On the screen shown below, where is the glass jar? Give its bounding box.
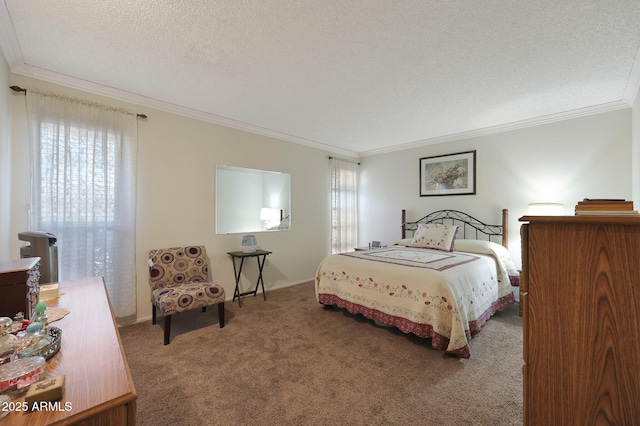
[0,356,46,394]
[0,318,18,366]
[16,322,51,359]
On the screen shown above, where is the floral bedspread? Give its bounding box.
[315,245,516,358]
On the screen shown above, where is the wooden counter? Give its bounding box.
[4,276,137,425]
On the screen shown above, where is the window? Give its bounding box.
[330,158,358,254]
[26,91,138,322]
[38,123,117,223]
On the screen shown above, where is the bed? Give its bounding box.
[315,209,518,358]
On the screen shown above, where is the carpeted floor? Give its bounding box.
[120,281,523,426]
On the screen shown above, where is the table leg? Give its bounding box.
[255,254,268,301]
[231,256,246,307]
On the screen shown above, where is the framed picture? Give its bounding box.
[419,150,476,196]
[371,241,381,248]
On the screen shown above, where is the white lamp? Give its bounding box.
[260,207,280,229]
[528,203,564,216]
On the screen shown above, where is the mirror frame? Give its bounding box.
[215,165,291,234]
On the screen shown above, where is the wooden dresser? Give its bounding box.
[5,276,137,425]
[0,258,41,320]
[520,216,640,425]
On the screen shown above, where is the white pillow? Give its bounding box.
[409,223,459,252]
[454,239,520,282]
[394,238,413,246]
[453,239,500,254]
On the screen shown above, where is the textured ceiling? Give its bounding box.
[2,1,640,156]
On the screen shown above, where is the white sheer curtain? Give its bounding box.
[330,157,358,254]
[26,91,138,322]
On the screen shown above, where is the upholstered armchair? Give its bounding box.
[148,245,225,344]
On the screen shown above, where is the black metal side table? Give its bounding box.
[227,249,272,307]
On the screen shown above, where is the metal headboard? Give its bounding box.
[401,209,509,248]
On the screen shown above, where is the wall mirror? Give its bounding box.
[215,165,291,234]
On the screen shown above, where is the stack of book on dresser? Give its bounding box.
[575,199,639,216]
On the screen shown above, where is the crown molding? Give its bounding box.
[359,99,631,157]
[7,62,632,161]
[0,4,23,69]
[9,63,360,158]
[623,46,640,106]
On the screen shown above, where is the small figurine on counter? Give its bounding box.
[16,322,51,359]
[0,317,18,365]
[12,312,30,333]
[32,301,49,332]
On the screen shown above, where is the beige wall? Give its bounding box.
[632,85,640,204]
[0,49,11,260]
[8,74,334,322]
[359,109,632,269]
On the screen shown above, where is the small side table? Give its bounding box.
[227,249,272,307]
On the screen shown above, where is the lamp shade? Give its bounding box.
[528,203,564,215]
[260,208,279,221]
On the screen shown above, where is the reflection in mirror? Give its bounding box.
[216,165,291,234]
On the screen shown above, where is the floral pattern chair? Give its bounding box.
[148,245,225,344]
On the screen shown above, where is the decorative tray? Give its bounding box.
[16,327,62,361]
[39,327,62,360]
